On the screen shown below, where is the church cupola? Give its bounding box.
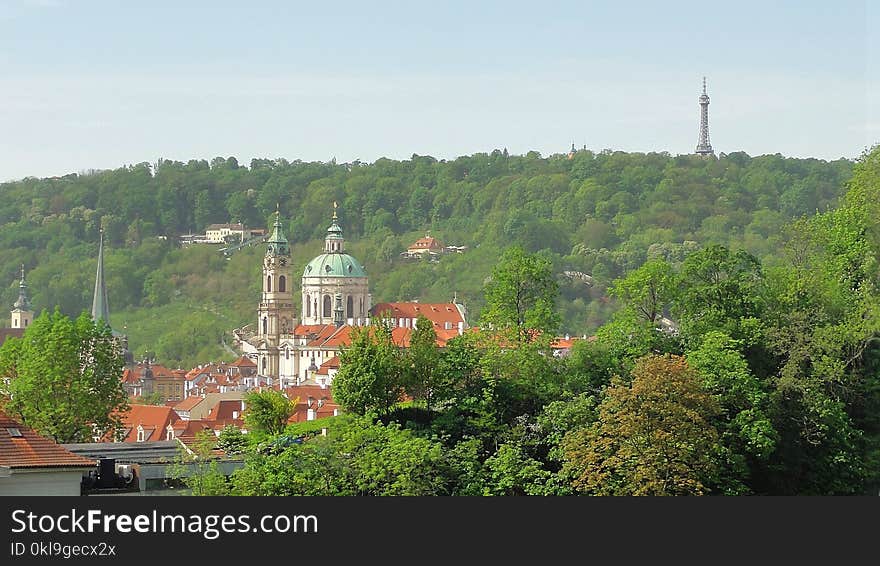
[266,205,290,258]
[300,203,371,326]
[324,202,345,253]
[11,265,33,329]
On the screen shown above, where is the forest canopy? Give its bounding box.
[0,148,854,368]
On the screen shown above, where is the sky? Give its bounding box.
[0,0,876,181]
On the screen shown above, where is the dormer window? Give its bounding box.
[136,424,145,443]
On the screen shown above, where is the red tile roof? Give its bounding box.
[407,236,443,251]
[0,410,96,469]
[206,400,245,424]
[229,356,257,368]
[316,356,340,375]
[173,396,206,413]
[116,405,181,443]
[371,302,465,330]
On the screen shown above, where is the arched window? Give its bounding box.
[346,296,353,319]
[306,295,311,318]
[262,358,267,372]
[279,275,286,293]
[323,295,332,318]
[267,275,272,292]
[360,298,364,317]
[262,317,268,335]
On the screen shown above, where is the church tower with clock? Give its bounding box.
[254,208,297,381]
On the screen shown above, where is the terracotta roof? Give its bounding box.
[206,400,245,423]
[316,356,340,375]
[229,356,257,368]
[0,410,96,469]
[116,405,181,443]
[173,396,206,413]
[370,302,465,329]
[408,236,443,250]
[121,367,141,385]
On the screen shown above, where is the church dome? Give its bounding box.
[303,253,367,278]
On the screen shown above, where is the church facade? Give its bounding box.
[236,205,468,387]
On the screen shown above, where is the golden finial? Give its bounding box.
[332,201,338,220]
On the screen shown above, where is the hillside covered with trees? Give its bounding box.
[180,145,880,495]
[0,148,854,368]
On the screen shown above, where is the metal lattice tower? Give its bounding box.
[695,77,714,156]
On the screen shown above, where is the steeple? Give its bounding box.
[92,229,111,325]
[11,264,33,330]
[324,201,345,253]
[695,76,714,156]
[265,204,290,257]
[13,265,31,311]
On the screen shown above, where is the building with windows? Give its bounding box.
[235,204,468,386]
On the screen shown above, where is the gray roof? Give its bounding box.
[63,441,182,464]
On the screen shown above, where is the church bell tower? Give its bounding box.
[256,207,297,382]
[10,265,33,329]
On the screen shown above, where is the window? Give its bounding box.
[306,295,311,318]
[6,427,22,437]
[263,317,268,335]
[346,296,353,319]
[267,275,272,292]
[279,275,286,292]
[323,295,332,318]
[136,425,145,443]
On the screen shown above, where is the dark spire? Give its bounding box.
[92,230,111,325]
[13,264,31,311]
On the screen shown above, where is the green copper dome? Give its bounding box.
[303,253,367,278]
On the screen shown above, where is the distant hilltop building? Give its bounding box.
[695,77,714,156]
[405,234,444,257]
[205,223,265,244]
[401,234,468,261]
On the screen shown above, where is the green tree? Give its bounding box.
[243,389,294,438]
[332,324,403,415]
[609,258,675,324]
[0,309,127,443]
[403,314,441,410]
[217,424,248,455]
[481,246,560,344]
[169,430,230,496]
[232,415,447,495]
[563,354,722,495]
[686,332,777,493]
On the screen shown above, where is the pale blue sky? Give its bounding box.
[0,0,876,181]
